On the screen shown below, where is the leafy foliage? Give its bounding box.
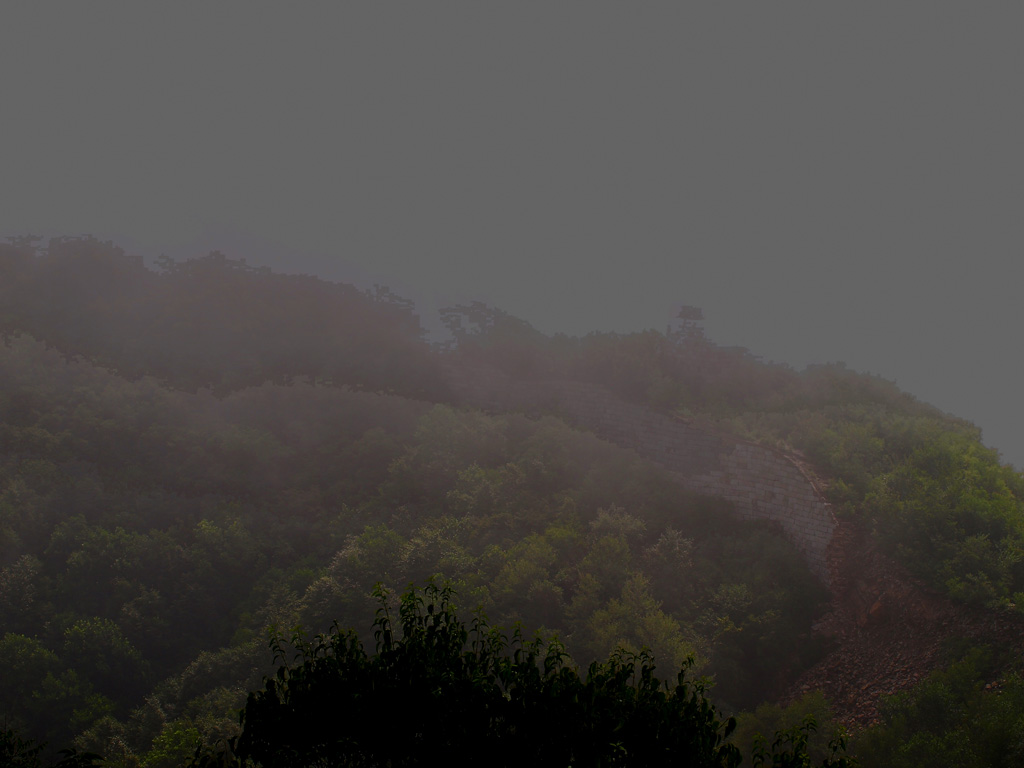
[750,717,853,768]
[4,236,1020,763]
[732,692,850,768]
[853,646,1024,768]
[0,727,102,768]
[199,583,846,767]
[0,335,826,758]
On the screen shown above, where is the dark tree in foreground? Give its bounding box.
[0,729,102,768]
[197,583,852,767]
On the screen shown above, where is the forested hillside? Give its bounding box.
[3,237,1024,766]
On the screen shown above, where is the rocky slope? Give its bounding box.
[783,521,1024,729]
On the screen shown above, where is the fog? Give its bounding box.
[3,4,1022,466]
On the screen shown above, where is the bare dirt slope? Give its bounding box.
[783,521,1024,730]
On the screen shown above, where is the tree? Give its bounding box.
[0,727,103,768]
[197,583,849,767]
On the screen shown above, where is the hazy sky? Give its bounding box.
[3,5,1022,467]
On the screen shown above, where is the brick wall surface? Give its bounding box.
[446,365,837,584]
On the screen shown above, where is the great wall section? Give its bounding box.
[446,364,838,584]
[444,362,1024,728]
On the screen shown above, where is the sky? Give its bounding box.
[3,5,1022,467]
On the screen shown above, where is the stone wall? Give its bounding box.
[446,365,837,584]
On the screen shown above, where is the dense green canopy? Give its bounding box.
[2,236,1023,765]
[198,583,852,768]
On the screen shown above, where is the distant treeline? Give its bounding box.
[0,236,448,398]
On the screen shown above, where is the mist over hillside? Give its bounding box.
[4,4,1024,764]
[2,238,1024,765]
[3,4,1024,469]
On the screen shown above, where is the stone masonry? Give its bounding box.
[446,364,837,585]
